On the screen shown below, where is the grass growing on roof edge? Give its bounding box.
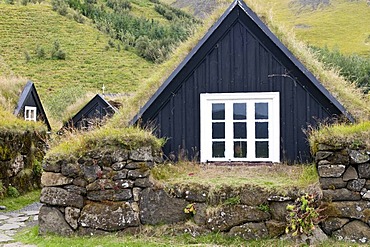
[46,126,165,159]
[0,107,47,133]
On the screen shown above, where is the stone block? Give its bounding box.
[73,178,87,187]
[134,177,151,188]
[40,187,84,208]
[113,189,132,201]
[83,165,101,183]
[65,207,80,230]
[319,177,347,189]
[112,169,128,180]
[320,217,349,235]
[315,151,333,161]
[350,150,370,164]
[64,185,87,196]
[115,179,134,189]
[140,188,189,225]
[112,162,126,171]
[61,163,82,178]
[86,179,114,191]
[133,187,141,202]
[347,179,366,192]
[39,206,73,236]
[79,202,139,231]
[333,220,370,244]
[240,185,269,206]
[42,160,62,173]
[342,166,358,181]
[318,164,346,178]
[87,190,114,201]
[41,172,73,187]
[265,220,286,238]
[127,169,150,179]
[206,205,270,232]
[322,188,361,201]
[269,201,291,221]
[229,222,268,240]
[358,163,370,179]
[323,201,370,223]
[129,147,153,161]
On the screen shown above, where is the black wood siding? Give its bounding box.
[140,6,343,163]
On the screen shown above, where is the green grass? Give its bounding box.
[46,125,164,159]
[256,0,370,57]
[0,3,156,127]
[15,225,368,247]
[0,189,40,212]
[151,162,319,191]
[308,121,370,154]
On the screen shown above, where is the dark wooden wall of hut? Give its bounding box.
[140,6,343,163]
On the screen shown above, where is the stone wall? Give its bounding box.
[0,131,47,198]
[39,145,313,241]
[316,144,370,243]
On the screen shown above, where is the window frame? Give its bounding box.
[24,106,37,122]
[200,92,280,163]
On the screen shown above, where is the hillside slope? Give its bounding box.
[165,0,370,57]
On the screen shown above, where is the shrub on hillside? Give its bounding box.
[35,45,46,59]
[311,46,370,93]
[51,40,66,60]
[51,0,69,16]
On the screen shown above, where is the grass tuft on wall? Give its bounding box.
[46,126,165,159]
[308,121,370,155]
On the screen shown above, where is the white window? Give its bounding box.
[200,92,280,162]
[24,106,37,122]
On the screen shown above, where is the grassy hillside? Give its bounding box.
[0,3,154,121]
[165,0,370,57]
[263,0,370,57]
[0,0,198,127]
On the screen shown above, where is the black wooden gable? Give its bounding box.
[14,81,51,131]
[131,0,352,163]
[64,94,117,130]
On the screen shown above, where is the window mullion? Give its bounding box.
[225,102,233,160]
[247,101,255,159]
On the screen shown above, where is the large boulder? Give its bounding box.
[206,205,270,232]
[79,201,139,231]
[140,188,189,225]
[39,206,73,236]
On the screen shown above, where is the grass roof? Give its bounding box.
[0,76,26,113]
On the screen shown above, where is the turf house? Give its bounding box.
[131,0,353,164]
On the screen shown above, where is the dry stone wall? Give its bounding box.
[316,144,370,244]
[39,145,313,241]
[0,131,47,198]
